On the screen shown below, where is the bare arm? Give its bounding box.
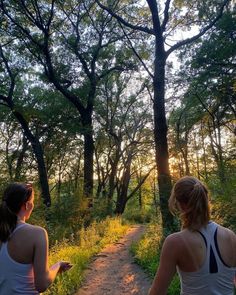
[33,227,72,292]
[148,235,178,295]
[233,233,236,287]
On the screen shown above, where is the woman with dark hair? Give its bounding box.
[0,183,72,294]
[149,176,236,295]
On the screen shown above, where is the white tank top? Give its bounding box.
[177,222,236,295]
[0,223,39,295]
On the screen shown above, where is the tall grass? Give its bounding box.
[131,222,180,295]
[44,217,128,295]
[27,188,129,294]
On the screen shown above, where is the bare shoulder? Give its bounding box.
[217,224,236,242]
[163,232,183,248]
[160,232,183,264]
[25,224,46,232]
[216,223,236,266]
[24,224,48,241]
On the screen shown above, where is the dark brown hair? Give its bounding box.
[169,176,210,230]
[0,183,33,242]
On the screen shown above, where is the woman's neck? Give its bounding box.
[17,214,26,223]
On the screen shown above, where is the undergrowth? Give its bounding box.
[131,222,181,295]
[44,217,128,295]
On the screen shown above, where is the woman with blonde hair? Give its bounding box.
[0,183,72,294]
[149,176,236,295]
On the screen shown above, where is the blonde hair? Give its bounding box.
[169,176,210,230]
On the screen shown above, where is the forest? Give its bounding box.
[0,0,235,294]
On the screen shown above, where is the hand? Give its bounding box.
[58,261,73,273]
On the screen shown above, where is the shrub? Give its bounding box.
[44,217,128,295]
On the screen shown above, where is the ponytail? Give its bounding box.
[0,202,17,242]
[0,183,33,242]
[169,176,210,230]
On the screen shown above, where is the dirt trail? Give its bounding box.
[75,225,152,295]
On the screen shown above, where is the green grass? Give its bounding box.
[131,222,236,295]
[131,223,180,295]
[44,217,128,295]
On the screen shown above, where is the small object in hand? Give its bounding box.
[59,261,73,273]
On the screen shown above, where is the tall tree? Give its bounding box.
[176,9,236,183]
[0,44,52,205]
[0,122,29,181]
[0,0,131,203]
[95,71,154,213]
[96,0,230,231]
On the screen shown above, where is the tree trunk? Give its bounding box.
[114,153,132,214]
[138,186,143,210]
[114,197,127,215]
[153,179,159,216]
[208,120,225,184]
[57,162,62,199]
[107,149,120,199]
[181,149,190,175]
[13,111,51,206]
[178,156,184,178]
[32,141,51,206]
[153,51,175,232]
[74,155,82,190]
[176,113,190,175]
[5,137,13,181]
[216,122,225,183]
[200,121,208,181]
[193,133,200,179]
[14,135,28,181]
[81,111,94,205]
[136,171,143,210]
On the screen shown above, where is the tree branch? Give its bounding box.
[118,22,154,79]
[127,165,155,201]
[0,1,43,49]
[98,65,126,80]
[96,0,154,34]
[161,0,172,32]
[0,45,16,101]
[46,0,55,29]
[166,0,230,56]
[195,92,215,121]
[146,0,162,36]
